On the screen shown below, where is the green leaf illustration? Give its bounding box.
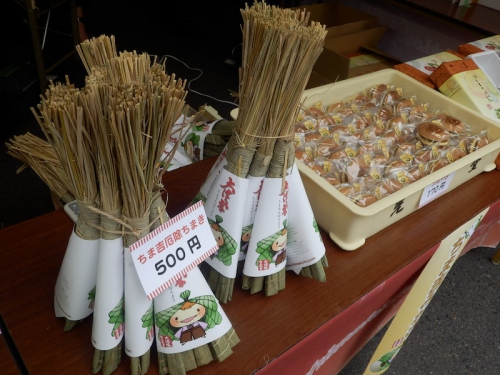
[108,296,124,336]
[88,286,96,309]
[209,217,237,266]
[141,302,154,339]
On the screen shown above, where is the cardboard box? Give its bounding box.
[297,69,500,250]
[294,2,379,39]
[430,59,500,123]
[394,50,464,89]
[306,26,398,88]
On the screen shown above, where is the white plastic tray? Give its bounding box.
[298,69,500,250]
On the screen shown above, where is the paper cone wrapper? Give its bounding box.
[243,176,289,277]
[203,168,249,278]
[179,120,222,163]
[238,175,264,261]
[54,229,99,320]
[154,266,232,354]
[124,247,154,357]
[192,146,229,204]
[91,237,125,350]
[286,163,326,274]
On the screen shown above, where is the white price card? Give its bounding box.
[130,201,218,300]
[419,173,455,208]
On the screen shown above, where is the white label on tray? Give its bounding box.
[130,201,218,300]
[419,173,455,208]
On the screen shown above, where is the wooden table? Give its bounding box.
[1,157,499,374]
[0,331,20,375]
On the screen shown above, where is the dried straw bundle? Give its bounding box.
[207,1,327,300]
[31,77,100,330]
[6,132,75,204]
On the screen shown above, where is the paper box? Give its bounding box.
[294,2,379,39]
[394,50,464,89]
[430,59,500,123]
[457,35,500,56]
[467,50,500,89]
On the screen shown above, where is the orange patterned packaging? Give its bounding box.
[394,50,464,89]
[457,35,500,56]
[430,59,500,123]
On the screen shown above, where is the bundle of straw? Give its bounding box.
[6,132,75,204]
[76,35,239,374]
[31,77,100,330]
[204,1,328,301]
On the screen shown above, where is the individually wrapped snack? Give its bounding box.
[408,102,432,122]
[295,117,318,133]
[325,101,346,114]
[383,127,405,145]
[345,113,373,134]
[316,134,343,157]
[329,141,359,161]
[295,143,316,164]
[305,102,325,117]
[373,105,394,123]
[381,87,403,105]
[316,115,337,127]
[464,130,489,153]
[394,142,417,160]
[429,156,451,173]
[430,113,469,135]
[336,182,357,197]
[355,149,375,172]
[341,157,364,182]
[349,93,376,113]
[368,83,390,105]
[392,97,415,116]
[303,130,323,143]
[373,178,396,199]
[445,145,467,163]
[413,145,438,165]
[387,113,408,129]
[348,191,378,207]
[416,121,451,146]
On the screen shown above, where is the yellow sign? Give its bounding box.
[363,208,488,374]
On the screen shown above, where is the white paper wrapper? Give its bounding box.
[238,175,264,261]
[203,168,249,278]
[179,120,222,163]
[91,237,125,350]
[192,145,229,205]
[124,248,154,357]
[243,176,289,277]
[54,229,99,320]
[154,267,231,354]
[285,163,326,274]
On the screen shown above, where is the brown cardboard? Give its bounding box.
[323,26,388,54]
[306,26,396,87]
[294,2,379,38]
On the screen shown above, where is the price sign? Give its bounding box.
[130,201,218,300]
[419,172,455,208]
